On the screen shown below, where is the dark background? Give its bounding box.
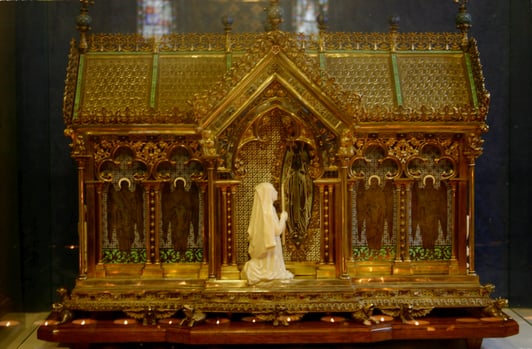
[0,0,530,312]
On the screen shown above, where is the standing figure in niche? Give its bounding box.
[282,144,313,245]
[241,182,294,285]
[356,178,394,250]
[108,178,144,251]
[172,179,190,253]
[411,178,448,249]
[162,178,199,254]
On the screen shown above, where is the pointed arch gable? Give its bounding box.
[216,81,340,176]
[191,31,361,136]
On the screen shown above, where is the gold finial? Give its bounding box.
[265,0,283,32]
[453,0,472,48]
[76,0,94,52]
[388,15,400,52]
[221,15,233,53]
[317,12,328,32]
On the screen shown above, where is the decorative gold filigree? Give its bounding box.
[467,38,491,113]
[124,307,177,326]
[321,32,462,51]
[180,305,206,327]
[379,304,434,323]
[75,107,194,125]
[199,129,217,157]
[464,132,485,158]
[480,298,510,320]
[254,309,306,327]
[64,128,86,157]
[356,104,487,123]
[63,39,80,126]
[349,134,461,180]
[351,303,375,325]
[61,280,499,327]
[92,136,203,181]
[88,33,154,53]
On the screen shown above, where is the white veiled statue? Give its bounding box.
[241,182,294,285]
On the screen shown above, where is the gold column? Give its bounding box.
[467,157,476,275]
[94,182,105,277]
[393,181,412,275]
[220,185,229,266]
[449,181,459,274]
[75,157,89,280]
[338,158,350,279]
[206,159,218,279]
[319,184,328,264]
[219,181,240,279]
[143,182,163,277]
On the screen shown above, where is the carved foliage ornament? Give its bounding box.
[349,134,460,182]
[92,136,204,182]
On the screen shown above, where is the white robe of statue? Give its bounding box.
[241,182,294,285]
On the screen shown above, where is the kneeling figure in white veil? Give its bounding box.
[241,182,294,285]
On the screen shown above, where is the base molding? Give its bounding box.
[39,277,518,349]
[37,310,518,349]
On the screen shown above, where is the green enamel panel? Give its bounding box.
[150,54,158,108]
[72,54,85,121]
[464,53,479,108]
[391,54,403,106]
[226,52,232,71]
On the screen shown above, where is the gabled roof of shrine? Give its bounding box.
[63,28,489,130]
[190,30,360,136]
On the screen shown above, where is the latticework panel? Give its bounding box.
[157,55,226,111]
[397,54,471,109]
[326,54,395,108]
[80,55,153,111]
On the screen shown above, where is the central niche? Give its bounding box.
[233,109,323,265]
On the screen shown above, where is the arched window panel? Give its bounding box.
[137,0,329,36]
[293,0,329,34]
[137,0,176,37]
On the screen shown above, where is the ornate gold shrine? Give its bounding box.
[49,0,511,333]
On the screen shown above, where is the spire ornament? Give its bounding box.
[453,0,472,48]
[76,0,94,52]
[317,12,328,32]
[221,15,234,53]
[388,15,400,52]
[265,0,284,32]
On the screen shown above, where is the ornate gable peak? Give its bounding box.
[191,30,362,130]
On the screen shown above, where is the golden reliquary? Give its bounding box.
[45,0,513,335]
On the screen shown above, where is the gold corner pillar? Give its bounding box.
[205,157,218,280]
[75,155,89,279]
[337,154,352,279]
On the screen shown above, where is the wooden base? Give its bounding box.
[37,313,518,349]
